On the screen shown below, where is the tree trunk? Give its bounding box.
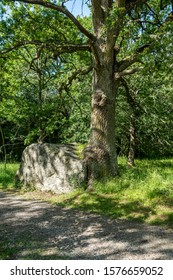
[38,69,44,143]
[127,114,136,167]
[83,63,119,185]
[121,78,140,167]
[37,49,44,143]
[0,124,7,170]
[82,0,121,186]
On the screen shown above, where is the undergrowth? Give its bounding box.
[0,163,19,190]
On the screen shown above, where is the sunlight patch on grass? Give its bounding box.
[0,163,19,190]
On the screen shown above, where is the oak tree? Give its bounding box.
[2,0,172,184]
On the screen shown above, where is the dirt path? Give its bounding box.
[0,191,173,259]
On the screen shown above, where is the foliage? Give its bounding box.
[0,163,19,189]
[116,28,173,158]
[0,3,92,160]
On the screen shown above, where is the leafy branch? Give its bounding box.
[58,65,93,115]
[9,0,95,41]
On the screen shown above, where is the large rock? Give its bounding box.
[16,143,84,194]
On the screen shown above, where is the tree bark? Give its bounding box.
[82,0,121,185]
[0,124,7,170]
[83,66,119,185]
[121,78,142,167]
[128,114,136,167]
[83,65,119,184]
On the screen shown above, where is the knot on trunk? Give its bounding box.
[93,91,108,107]
[82,145,111,187]
[82,145,109,162]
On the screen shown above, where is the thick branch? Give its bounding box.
[120,77,143,115]
[9,0,95,41]
[118,54,140,72]
[106,1,150,56]
[50,43,91,55]
[1,40,91,56]
[58,65,93,114]
[115,67,144,79]
[91,0,113,30]
[118,44,151,72]
[58,65,93,93]
[125,0,149,11]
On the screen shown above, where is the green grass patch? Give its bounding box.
[0,163,19,190]
[0,234,70,260]
[75,143,86,159]
[0,239,18,260]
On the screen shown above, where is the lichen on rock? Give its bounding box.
[16,143,84,194]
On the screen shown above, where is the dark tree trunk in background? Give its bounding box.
[128,115,136,167]
[0,124,7,169]
[121,78,142,167]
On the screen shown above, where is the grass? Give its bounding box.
[0,158,173,227]
[0,163,19,190]
[0,236,70,260]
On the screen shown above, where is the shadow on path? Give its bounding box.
[0,191,173,260]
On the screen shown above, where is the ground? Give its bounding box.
[0,191,173,260]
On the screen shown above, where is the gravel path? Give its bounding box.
[0,191,173,260]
